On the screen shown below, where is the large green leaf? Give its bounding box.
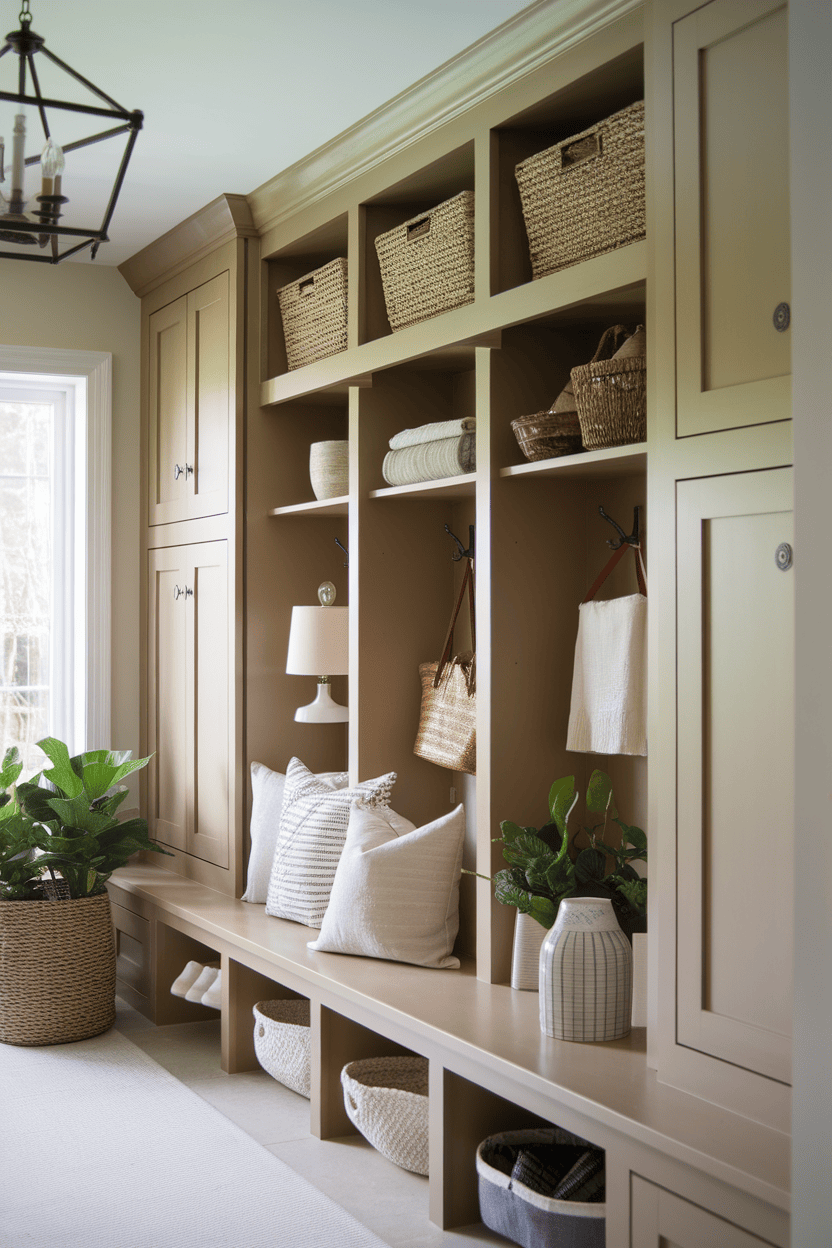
[45,795,115,837]
[615,818,647,857]
[15,780,60,822]
[548,775,577,836]
[493,870,558,928]
[574,846,606,884]
[0,746,22,792]
[586,769,617,818]
[81,756,151,800]
[36,738,84,798]
[502,831,554,871]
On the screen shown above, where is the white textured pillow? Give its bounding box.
[307,801,465,968]
[265,757,396,928]
[241,762,348,904]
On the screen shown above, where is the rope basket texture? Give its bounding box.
[277,257,348,371]
[570,355,646,450]
[511,410,583,461]
[252,999,311,1098]
[375,191,475,332]
[0,894,116,1047]
[341,1055,429,1175]
[309,440,349,500]
[515,100,645,280]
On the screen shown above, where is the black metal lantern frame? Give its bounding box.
[0,1,143,263]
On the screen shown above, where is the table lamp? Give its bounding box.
[286,581,349,722]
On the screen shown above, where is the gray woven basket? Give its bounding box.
[570,355,646,450]
[374,191,475,332]
[253,999,311,1098]
[0,894,116,1046]
[277,257,348,370]
[341,1055,429,1175]
[511,410,583,461]
[515,100,645,279]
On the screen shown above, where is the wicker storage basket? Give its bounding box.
[0,894,116,1046]
[277,258,348,371]
[511,410,583,461]
[571,354,646,450]
[252,999,311,1098]
[477,1129,606,1248]
[309,440,349,500]
[515,100,645,280]
[374,191,475,332]
[341,1055,429,1175]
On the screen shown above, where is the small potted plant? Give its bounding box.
[0,736,171,1046]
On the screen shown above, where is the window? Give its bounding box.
[0,349,111,779]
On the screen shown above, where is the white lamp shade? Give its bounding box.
[286,605,349,675]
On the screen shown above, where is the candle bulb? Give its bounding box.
[0,138,5,184]
[41,138,65,199]
[11,113,26,200]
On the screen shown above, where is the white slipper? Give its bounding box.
[184,964,220,1003]
[170,960,206,998]
[200,969,222,1010]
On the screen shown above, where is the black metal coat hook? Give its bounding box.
[599,505,642,549]
[335,537,349,567]
[445,523,475,561]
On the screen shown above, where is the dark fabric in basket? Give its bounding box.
[478,1177,605,1248]
[510,1144,589,1196]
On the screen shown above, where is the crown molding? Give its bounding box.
[247,0,643,240]
[119,193,257,297]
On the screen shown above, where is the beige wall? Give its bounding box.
[0,258,141,766]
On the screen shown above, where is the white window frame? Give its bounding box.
[0,346,111,752]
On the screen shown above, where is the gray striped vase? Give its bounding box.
[539,898,632,1042]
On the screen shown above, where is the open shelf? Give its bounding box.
[501,444,647,480]
[370,474,476,501]
[269,497,349,517]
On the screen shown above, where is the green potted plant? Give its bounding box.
[0,736,171,1046]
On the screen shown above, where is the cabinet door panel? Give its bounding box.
[676,469,793,1083]
[186,272,230,520]
[148,297,188,525]
[674,0,790,436]
[186,545,230,868]
[631,1176,780,1247]
[147,549,188,850]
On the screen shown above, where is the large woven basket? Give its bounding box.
[511,410,583,461]
[515,100,645,280]
[341,1055,429,1175]
[375,191,475,332]
[570,355,646,450]
[0,894,116,1046]
[253,999,311,1098]
[277,257,348,371]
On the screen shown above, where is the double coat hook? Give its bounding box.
[599,506,642,549]
[445,524,475,561]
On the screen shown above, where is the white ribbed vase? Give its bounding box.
[539,898,632,1042]
[510,911,548,990]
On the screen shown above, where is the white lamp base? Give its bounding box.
[294,679,348,723]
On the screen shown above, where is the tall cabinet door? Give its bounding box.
[631,1176,781,1248]
[674,0,791,436]
[676,468,793,1085]
[147,541,230,869]
[147,296,188,527]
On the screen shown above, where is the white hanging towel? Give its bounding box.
[566,592,647,756]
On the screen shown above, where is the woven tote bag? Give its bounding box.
[413,558,476,775]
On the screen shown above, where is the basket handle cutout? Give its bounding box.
[299,277,315,296]
[347,1093,358,1111]
[407,217,431,242]
[561,132,600,170]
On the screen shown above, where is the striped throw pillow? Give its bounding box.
[265,757,396,928]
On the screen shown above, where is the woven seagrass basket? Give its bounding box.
[309,440,349,500]
[515,100,645,280]
[253,999,311,1098]
[277,257,348,371]
[375,191,475,332]
[341,1055,429,1175]
[511,410,583,461]
[0,893,116,1046]
[570,355,646,450]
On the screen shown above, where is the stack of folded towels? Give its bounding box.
[382,417,475,487]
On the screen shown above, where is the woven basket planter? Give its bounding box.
[511,410,583,461]
[0,894,116,1047]
[253,999,311,1098]
[570,355,646,450]
[309,440,349,500]
[477,1128,606,1248]
[375,191,475,332]
[277,258,348,371]
[515,100,645,280]
[341,1055,429,1175]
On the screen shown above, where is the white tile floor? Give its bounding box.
[114,997,506,1248]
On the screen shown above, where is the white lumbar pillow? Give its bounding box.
[266,757,396,928]
[307,800,465,969]
[241,761,348,904]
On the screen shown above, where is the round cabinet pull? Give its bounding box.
[185,586,194,598]
[173,463,184,480]
[773,302,790,332]
[775,542,793,571]
[185,463,194,477]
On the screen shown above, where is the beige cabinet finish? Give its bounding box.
[631,1176,780,1247]
[147,541,230,870]
[148,272,230,525]
[674,0,791,437]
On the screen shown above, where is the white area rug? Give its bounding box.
[1,1026,390,1248]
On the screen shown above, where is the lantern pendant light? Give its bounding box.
[0,0,143,262]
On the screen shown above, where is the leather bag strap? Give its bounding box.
[435,558,475,685]
[582,544,647,604]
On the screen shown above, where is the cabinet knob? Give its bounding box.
[174,463,184,480]
[185,463,194,477]
[773,302,790,332]
[775,542,793,571]
[173,584,184,600]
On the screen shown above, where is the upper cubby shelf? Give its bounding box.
[500,443,647,480]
